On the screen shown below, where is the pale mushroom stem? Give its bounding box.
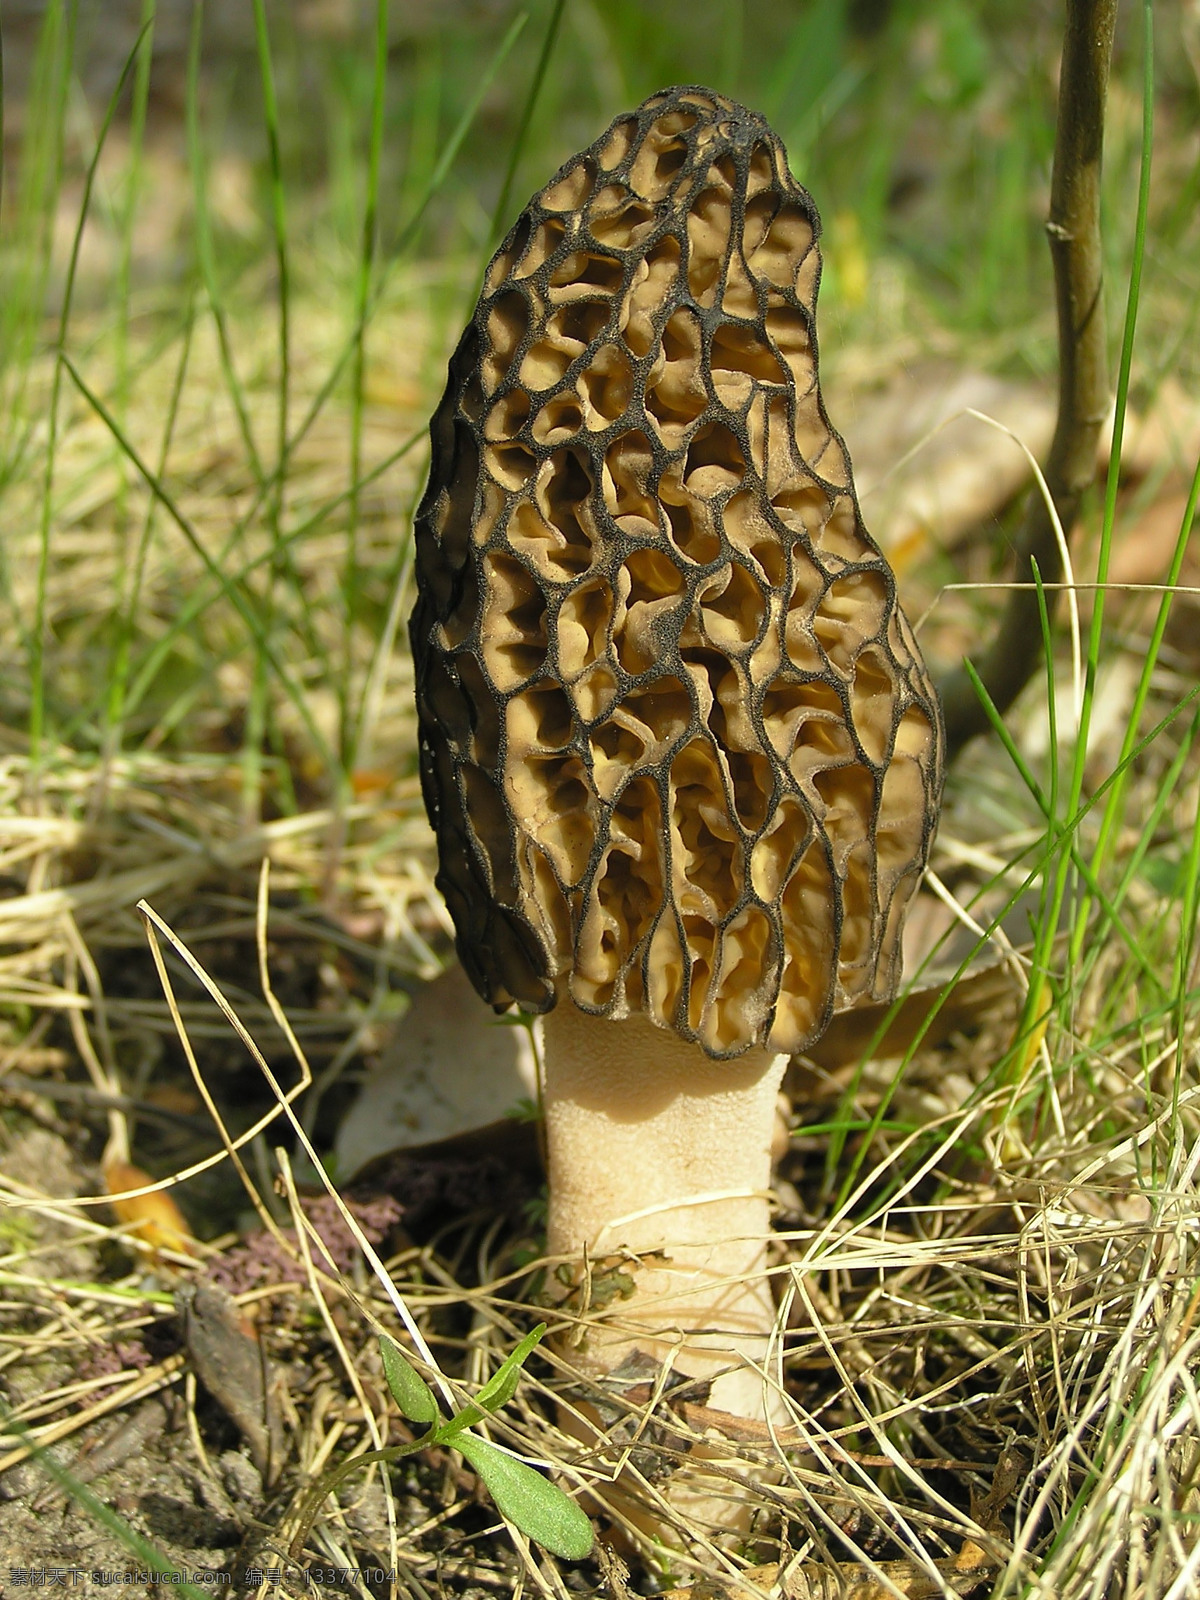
[542,1001,789,1422]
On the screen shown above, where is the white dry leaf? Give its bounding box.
[833,362,1056,570]
[334,963,539,1179]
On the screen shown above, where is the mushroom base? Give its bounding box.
[542,1002,788,1423]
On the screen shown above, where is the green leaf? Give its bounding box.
[379,1336,440,1425]
[441,1323,546,1439]
[454,1432,593,1561]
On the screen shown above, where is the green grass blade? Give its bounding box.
[407,10,530,252]
[112,0,157,439]
[1086,450,1200,894]
[1066,0,1155,961]
[117,426,425,736]
[275,8,530,478]
[101,296,197,768]
[1016,555,1064,1094]
[30,15,149,772]
[957,655,1173,995]
[185,0,263,488]
[1171,759,1200,1118]
[0,0,76,467]
[489,0,567,247]
[829,660,1200,1205]
[0,1398,211,1600]
[245,0,293,821]
[61,354,333,771]
[251,0,291,487]
[342,0,391,774]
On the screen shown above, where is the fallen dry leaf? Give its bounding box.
[1107,492,1196,588]
[334,963,539,1179]
[177,1281,288,1487]
[834,363,1055,570]
[105,1159,196,1261]
[1098,375,1200,485]
[799,959,1020,1073]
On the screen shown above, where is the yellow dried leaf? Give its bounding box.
[105,1160,195,1260]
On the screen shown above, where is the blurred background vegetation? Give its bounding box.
[5,0,1197,345]
[0,0,1195,873]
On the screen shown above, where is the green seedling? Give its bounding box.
[288,1323,593,1564]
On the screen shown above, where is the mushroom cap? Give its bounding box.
[410,86,944,1059]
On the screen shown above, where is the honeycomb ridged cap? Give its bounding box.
[410,86,944,1059]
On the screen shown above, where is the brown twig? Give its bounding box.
[938,0,1117,755]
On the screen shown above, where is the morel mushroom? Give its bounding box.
[410,87,943,1420]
